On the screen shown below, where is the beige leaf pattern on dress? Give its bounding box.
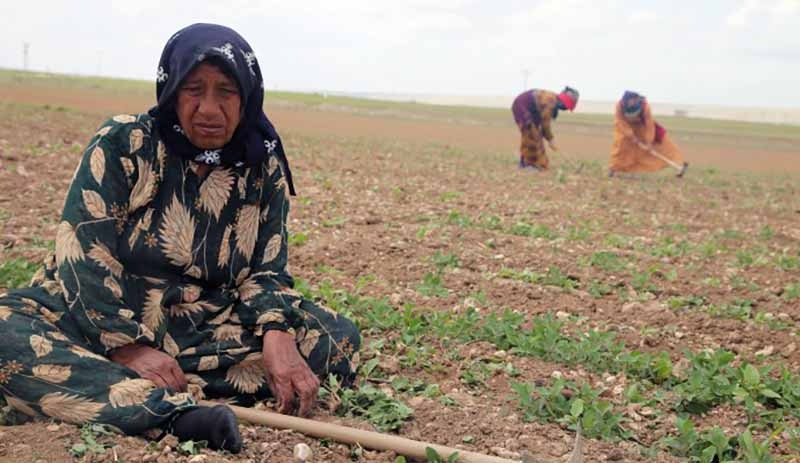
[0,307,11,321]
[48,331,70,342]
[140,324,155,342]
[259,203,271,223]
[129,128,144,154]
[32,365,72,383]
[237,175,247,199]
[170,302,205,318]
[277,176,287,193]
[208,306,232,325]
[212,324,244,343]
[88,241,123,278]
[198,168,234,220]
[156,141,167,174]
[218,225,233,269]
[163,333,180,357]
[184,265,202,279]
[263,234,282,264]
[129,157,156,213]
[159,194,196,268]
[178,347,197,357]
[200,301,224,313]
[4,395,38,417]
[56,221,84,266]
[235,267,250,286]
[318,304,339,317]
[96,126,111,137]
[187,383,206,401]
[128,208,154,250]
[41,280,62,296]
[118,308,135,319]
[225,346,250,356]
[186,374,208,388]
[235,205,259,262]
[39,308,63,324]
[68,345,108,361]
[109,378,156,408]
[164,392,193,406]
[100,331,134,349]
[238,277,263,303]
[104,276,123,299]
[225,353,265,393]
[112,114,137,123]
[197,356,219,372]
[142,289,165,332]
[39,393,104,424]
[255,311,286,325]
[30,334,53,358]
[298,329,322,358]
[120,157,135,178]
[90,146,105,185]
[82,189,107,219]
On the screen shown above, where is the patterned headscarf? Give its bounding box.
[621,90,644,119]
[148,23,295,195]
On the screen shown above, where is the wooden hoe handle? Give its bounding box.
[202,401,521,463]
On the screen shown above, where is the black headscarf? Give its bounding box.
[148,23,295,195]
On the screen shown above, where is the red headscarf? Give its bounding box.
[557,86,579,111]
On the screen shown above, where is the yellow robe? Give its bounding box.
[609,100,684,173]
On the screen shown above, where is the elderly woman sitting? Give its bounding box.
[0,23,360,452]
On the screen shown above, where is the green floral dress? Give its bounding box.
[0,114,359,434]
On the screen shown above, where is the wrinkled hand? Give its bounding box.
[547,140,559,152]
[262,330,320,417]
[110,344,187,392]
[632,138,650,151]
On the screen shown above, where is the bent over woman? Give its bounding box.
[511,86,579,170]
[609,90,688,177]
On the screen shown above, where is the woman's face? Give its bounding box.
[176,62,241,149]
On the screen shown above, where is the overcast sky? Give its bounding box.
[1,0,798,107]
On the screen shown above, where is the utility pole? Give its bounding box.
[23,42,30,70]
[522,68,530,90]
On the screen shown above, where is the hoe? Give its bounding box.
[203,400,585,463]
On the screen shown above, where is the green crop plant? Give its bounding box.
[0,258,38,288]
[509,221,557,240]
[587,279,614,298]
[668,295,706,311]
[70,424,114,458]
[650,237,691,258]
[541,267,579,290]
[707,299,754,321]
[584,251,627,272]
[431,252,460,271]
[445,210,472,227]
[776,253,799,271]
[513,379,629,441]
[322,375,413,432]
[417,272,449,298]
[478,213,503,230]
[288,231,309,246]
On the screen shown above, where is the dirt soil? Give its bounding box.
[0,85,799,463]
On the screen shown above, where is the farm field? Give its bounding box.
[1,70,800,462]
